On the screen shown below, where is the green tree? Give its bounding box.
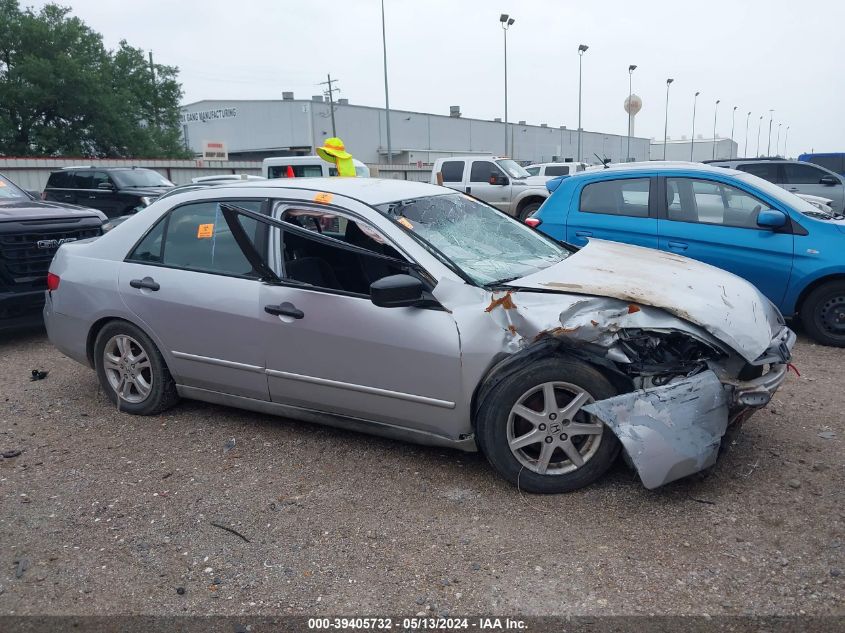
[0,0,189,158]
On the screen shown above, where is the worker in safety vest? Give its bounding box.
[317,137,356,177]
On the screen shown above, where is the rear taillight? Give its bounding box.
[524,217,542,228]
[46,272,60,291]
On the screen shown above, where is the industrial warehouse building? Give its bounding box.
[179,94,651,166]
[649,137,739,162]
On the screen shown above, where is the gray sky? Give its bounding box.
[52,0,844,155]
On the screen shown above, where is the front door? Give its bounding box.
[468,160,511,211]
[118,198,270,400]
[781,162,845,213]
[258,201,464,436]
[657,176,794,306]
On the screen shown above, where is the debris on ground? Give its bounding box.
[2,449,22,459]
[817,431,836,440]
[210,521,250,543]
[29,369,48,381]
[223,438,236,455]
[14,558,29,579]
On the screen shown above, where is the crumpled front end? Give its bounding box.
[433,276,795,490]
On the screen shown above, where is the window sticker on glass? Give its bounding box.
[313,192,333,204]
[397,217,414,229]
[197,223,214,239]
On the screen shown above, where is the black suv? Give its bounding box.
[1,173,106,330]
[43,167,174,219]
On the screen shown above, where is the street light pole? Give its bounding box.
[756,114,763,157]
[690,91,699,161]
[577,44,588,162]
[381,0,392,164]
[744,111,751,157]
[784,126,790,158]
[500,14,515,156]
[775,123,782,156]
[626,64,636,162]
[663,78,673,160]
[767,109,774,155]
[730,106,738,158]
[711,99,720,160]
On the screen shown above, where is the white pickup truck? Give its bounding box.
[431,156,550,220]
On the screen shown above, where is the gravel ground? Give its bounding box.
[0,327,842,617]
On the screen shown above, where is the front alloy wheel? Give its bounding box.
[507,381,603,475]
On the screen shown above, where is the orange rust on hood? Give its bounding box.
[590,320,599,327]
[485,291,517,313]
[627,303,641,314]
[506,324,518,335]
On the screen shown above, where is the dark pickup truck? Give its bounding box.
[0,173,106,331]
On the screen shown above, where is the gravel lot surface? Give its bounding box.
[0,327,842,617]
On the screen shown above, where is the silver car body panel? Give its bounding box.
[582,371,729,489]
[45,178,794,487]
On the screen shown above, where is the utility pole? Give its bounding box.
[381,0,392,164]
[744,111,751,157]
[148,51,159,129]
[766,109,774,156]
[319,74,339,137]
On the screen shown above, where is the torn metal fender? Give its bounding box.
[582,370,730,489]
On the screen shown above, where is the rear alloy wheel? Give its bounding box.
[94,321,179,415]
[800,281,845,347]
[476,358,621,493]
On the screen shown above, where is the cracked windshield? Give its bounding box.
[381,193,568,285]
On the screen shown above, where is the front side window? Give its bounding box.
[440,161,464,183]
[782,163,830,185]
[495,159,530,179]
[90,172,111,189]
[804,155,844,173]
[525,167,540,177]
[666,178,769,229]
[579,178,650,218]
[276,204,408,295]
[112,169,174,188]
[128,200,264,276]
[470,161,503,183]
[378,193,568,286]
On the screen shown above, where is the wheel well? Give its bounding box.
[470,339,634,427]
[86,317,130,367]
[516,195,546,212]
[795,274,845,316]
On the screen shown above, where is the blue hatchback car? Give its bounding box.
[530,162,845,347]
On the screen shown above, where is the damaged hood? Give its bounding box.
[505,239,783,362]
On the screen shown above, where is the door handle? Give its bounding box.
[265,303,304,319]
[129,277,160,291]
[575,230,593,237]
[787,187,799,192]
[667,241,688,251]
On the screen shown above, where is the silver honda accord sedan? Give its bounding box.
[44,178,794,492]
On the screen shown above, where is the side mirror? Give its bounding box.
[489,173,509,186]
[370,274,426,308]
[97,181,114,190]
[757,208,788,229]
[819,175,839,186]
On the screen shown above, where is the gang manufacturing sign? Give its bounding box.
[180,107,238,124]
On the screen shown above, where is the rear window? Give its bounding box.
[268,164,324,178]
[545,165,570,177]
[440,161,464,183]
[47,171,74,188]
[579,178,650,218]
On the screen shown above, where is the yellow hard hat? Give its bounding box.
[317,137,352,162]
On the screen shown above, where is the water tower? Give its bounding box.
[624,94,643,139]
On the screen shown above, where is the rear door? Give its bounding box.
[83,171,121,217]
[119,197,271,400]
[468,160,511,211]
[565,175,658,248]
[657,176,794,305]
[44,171,77,204]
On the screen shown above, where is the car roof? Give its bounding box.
[51,166,157,173]
[209,177,451,206]
[567,161,745,178]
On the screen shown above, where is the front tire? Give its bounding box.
[799,281,845,347]
[94,321,179,415]
[476,358,621,493]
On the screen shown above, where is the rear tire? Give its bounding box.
[94,320,180,415]
[476,358,621,493]
[799,281,845,347]
[517,202,542,222]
